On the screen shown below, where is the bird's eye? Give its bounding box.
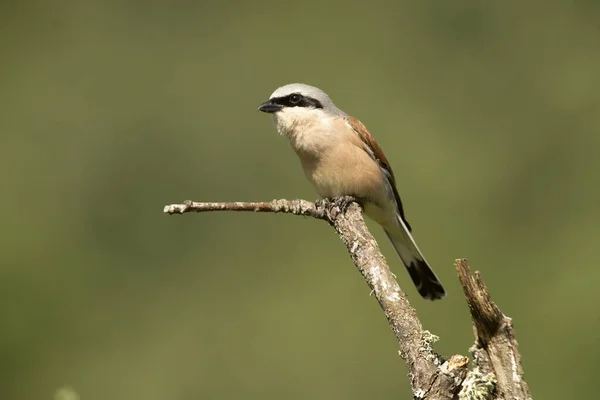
[289,94,302,104]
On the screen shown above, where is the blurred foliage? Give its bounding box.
[1,0,599,399]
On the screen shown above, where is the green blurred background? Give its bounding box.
[1,0,599,399]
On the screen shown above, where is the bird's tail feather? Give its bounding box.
[384,216,445,300]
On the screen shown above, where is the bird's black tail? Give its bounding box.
[384,216,445,300]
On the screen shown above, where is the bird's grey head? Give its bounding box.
[258,83,346,117]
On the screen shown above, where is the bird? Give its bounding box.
[258,83,445,300]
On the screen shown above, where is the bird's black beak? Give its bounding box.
[258,100,283,113]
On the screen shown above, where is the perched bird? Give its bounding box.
[258,83,445,300]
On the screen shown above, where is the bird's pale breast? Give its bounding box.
[281,114,396,228]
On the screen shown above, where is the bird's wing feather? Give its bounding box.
[344,115,412,232]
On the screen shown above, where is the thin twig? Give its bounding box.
[164,199,325,219]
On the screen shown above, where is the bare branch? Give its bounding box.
[456,259,532,400]
[164,199,325,219]
[164,199,530,399]
[316,199,467,399]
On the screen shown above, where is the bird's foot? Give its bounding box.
[332,195,357,213]
[315,196,357,216]
[314,198,332,210]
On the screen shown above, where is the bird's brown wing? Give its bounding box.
[344,115,412,232]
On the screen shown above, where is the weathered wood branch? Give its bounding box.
[456,259,532,399]
[164,198,531,399]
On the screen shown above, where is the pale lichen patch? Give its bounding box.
[387,290,401,302]
[418,330,441,363]
[458,367,496,400]
[368,263,390,293]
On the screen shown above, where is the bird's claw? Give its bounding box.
[315,196,357,215]
[315,198,332,209]
[333,195,356,213]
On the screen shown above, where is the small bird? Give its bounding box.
[258,83,445,300]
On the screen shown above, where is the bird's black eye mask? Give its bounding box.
[270,93,324,109]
